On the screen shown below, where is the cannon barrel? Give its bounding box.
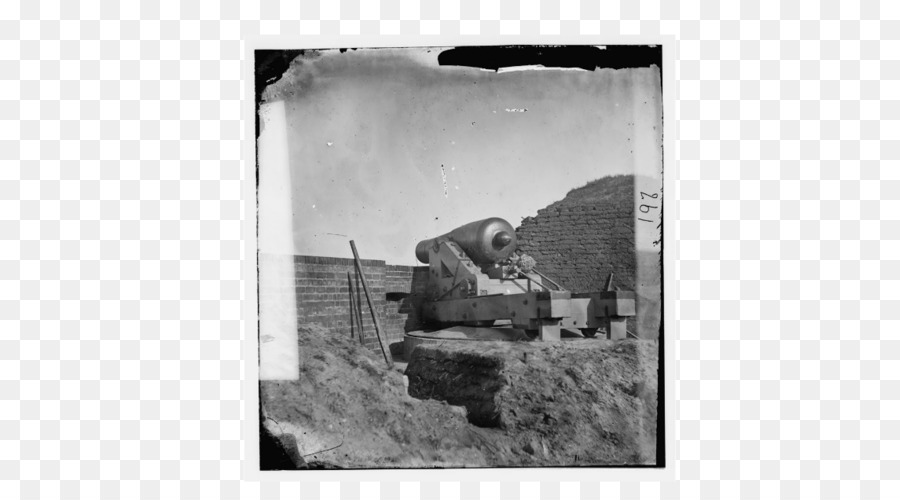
[415,217,517,266]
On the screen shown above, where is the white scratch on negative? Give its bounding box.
[497,65,592,73]
[440,165,448,198]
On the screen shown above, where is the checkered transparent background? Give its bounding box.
[2,0,895,498]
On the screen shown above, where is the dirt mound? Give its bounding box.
[260,324,491,469]
[406,338,659,466]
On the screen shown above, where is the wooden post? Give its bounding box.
[354,271,364,345]
[349,240,393,367]
[347,272,357,340]
[348,271,365,344]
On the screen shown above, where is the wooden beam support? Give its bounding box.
[350,240,393,367]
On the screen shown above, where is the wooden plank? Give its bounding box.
[347,272,358,341]
[349,240,393,367]
[428,292,544,327]
[531,269,566,291]
[354,272,364,345]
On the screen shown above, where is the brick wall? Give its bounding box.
[515,175,649,336]
[516,204,636,294]
[259,253,428,353]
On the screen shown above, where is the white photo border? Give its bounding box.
[242,35,677,483]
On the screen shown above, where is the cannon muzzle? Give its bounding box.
[416,217,517,266]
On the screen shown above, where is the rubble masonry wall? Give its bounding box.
[516,204,636,293]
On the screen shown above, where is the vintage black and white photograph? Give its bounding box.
[254,44,665,470]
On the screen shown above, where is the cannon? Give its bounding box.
[416,217,636,341]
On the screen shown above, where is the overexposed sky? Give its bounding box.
[258,48,662,265]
